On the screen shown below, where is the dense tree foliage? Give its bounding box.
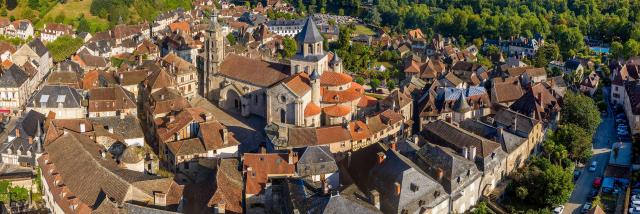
[314,0,640,59]
[46,36,84,62]
[281,37,297,59]
[509,157,574,207]
[561,91,602,135]
[552,124,593,162]
[532,43,560,68]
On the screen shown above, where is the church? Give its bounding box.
[204,16,368,128]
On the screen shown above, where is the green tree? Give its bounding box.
[554,26,585,58]
[471,201,494,214]
[624,39,640,59]
[0,8,7,17]
[512,157,573,207]
[370,78,381,90]
[366,7,382,26]
[54,12,66,24]
[561,91,602,134]
[77,16,91,32]
[281,37,297,59]
[28,0,39,9]
[553,124,593,161]
[515,186,528,200]
[611,41,624,60]
[533,43,560,68]
[226,34,236,46]
[387,80,396,90]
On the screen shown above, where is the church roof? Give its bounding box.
[295,16,323,44]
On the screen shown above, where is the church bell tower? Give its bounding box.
[204,10,225,100]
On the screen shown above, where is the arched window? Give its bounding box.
[308,44,314,55]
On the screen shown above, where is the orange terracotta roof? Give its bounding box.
[357,95,377,108]
[243,153,295,195]
[322,105,351,117]
[321,82,365,103]
[320,71,352,86]
[169,22,190,33]
[348,121,371,141]
[284,73,311,96]
[1,60,12,69]
[304,102,321,117]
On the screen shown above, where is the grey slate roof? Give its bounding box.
[460,119,527,154]
[26,85,83,108]
[297,146,338,177]
[296,16,323,44]
[89,115,144,140]
[0,64,29,88]
[28,39,48,57]
[492,108,539,138]
[415,143,481,194]
[57,59,84,74]
[10,110,45,139]
[369,149,449,213]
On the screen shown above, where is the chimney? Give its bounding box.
[222,128,229,145]
[206,113,214,121]
[160,94,165,100]
[119,73,124,82]
[462,146,469,159]
[288,150,298,164]
[15,129,20,138]
[436,167,444,181]
[154,192,167,207]
[120,113,125,120]
[512,115,518,132]
[168,115,175,123]
[377,152,385,164]
[322,179,329,195]
[215,203,226,214]
[108,126,114,134]
[390,142,397,151]
[394,182,401,196]
[347,151,352,167]
[536,92,543,103]
[469,146,477,161]
[100,150,106,159]
[369,190,380,210]
[80,123,86,133]
[28,136,33,144]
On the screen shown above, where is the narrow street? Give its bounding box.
[564,87,617,214]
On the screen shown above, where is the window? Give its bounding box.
[181,77,184,82]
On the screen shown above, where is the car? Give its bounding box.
[593,177,602,188]
[589,161,597,172]
[631,207,640,214]
[553,205,565,214]
[574,170,582,181]
[581,202,592,213]
[589,189,598,199]
[632,194,640,201]
[632,200,640,207]
[617,118,627,123]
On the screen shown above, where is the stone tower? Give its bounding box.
[290,16,328,76]
[204,10,225,99]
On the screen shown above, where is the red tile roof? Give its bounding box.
[320,71,352,86]
[304,102,321,117]
[243,153,295,195]
[321,82,365,104]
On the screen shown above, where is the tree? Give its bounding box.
[77,16,91,33]
[553,124,593,162]
[28,0,39,9]
[54,12,66,24]
[611,41,624,60]
[471,201,494,214]
[533,43,560,68]
[624,39,640,59]
[354,76,365,85]
[367,7,382,26]
[554,26,585,58]
[387,80,396,90]
[370,78,381,90]
[515,186,528,200]
[0,8,7,17]
[226,34,236,46]
[281,37,297,59]
[561,91,602,134]
[512,157,574,207]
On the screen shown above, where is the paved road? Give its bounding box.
[564,87,617,214]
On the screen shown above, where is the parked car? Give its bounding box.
[593,177,602,188]
[574,170,582,181]
[553,205,565,214]
[589,189,598,199]
[631,207,640,214]
[589,161,597,172]
[581,202,592,213]
[632,194,640,201]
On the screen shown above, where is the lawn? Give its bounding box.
[354,24,376,36]
[41,0,109,31]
